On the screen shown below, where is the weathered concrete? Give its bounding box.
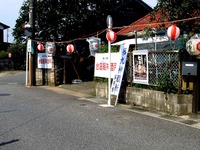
[95,83,193,115]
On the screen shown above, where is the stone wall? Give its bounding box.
[95,82,193,115]
[0,59,14,70]
[36,68,55,86]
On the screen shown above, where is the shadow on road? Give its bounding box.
[0,139,19,147]
[0,93,10,96]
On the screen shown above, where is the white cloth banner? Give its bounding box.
[94,53,120,78]
[38,53,52,69]
[111,43,130,95]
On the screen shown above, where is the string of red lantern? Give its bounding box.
[113,16,200,30]
[27,16,199,45]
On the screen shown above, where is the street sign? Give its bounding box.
[27,39,34,53]
[106,15,113,29]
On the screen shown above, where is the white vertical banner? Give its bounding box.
[111,43,129,95]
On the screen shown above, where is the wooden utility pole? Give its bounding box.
[29,0,36,86]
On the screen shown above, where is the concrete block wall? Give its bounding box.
[126,87,193,115]
[95,82,108,98]
[95,83,193,115]
[36,68,55,86]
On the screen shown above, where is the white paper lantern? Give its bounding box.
[186,39,200,55]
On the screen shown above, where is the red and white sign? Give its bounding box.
[106,30,117,43]
[167,24,180,41]
[66,44,74,53]
[38,53,52,69]
[94,53,120,78]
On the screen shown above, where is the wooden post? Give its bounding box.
[29,0,36,86]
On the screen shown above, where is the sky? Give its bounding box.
[0,0,157,43]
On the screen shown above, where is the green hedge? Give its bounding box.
[0,51,9,59]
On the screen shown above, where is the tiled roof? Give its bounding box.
[117,9,171,36]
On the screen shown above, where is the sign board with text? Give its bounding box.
[38,53,52,69]
[94,53,120,78]
[27,39,34,53]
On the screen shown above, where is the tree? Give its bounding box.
[12,0,126,55]
[7,44,26,70]
[13,0,122,41]
[13,0,29,44]
[153,0,200,36]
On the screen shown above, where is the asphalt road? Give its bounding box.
[0,71,200,150]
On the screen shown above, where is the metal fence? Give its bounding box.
[126,50,179,87]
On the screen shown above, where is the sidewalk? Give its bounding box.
[0,71,21,78]
[56,81,200,130]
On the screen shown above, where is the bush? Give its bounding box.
[99,44,119,53]
[7,43,26,70]
[0,51,9,59]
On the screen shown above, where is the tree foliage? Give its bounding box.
[154,0,200,36]
[13,0,29,43]
[12,0,128,56]
[13,0,123,42]
[7,44,26,70]
[0,51,9,59]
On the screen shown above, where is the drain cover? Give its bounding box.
[80,103,87,106]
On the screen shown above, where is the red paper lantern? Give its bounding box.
[22,23,31,29]
[167,24,180,41]
[37,43,44,51]
[106,30,117,43]
[8,53,12,58]
[196,42,200,51]
[67,44,74,53]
